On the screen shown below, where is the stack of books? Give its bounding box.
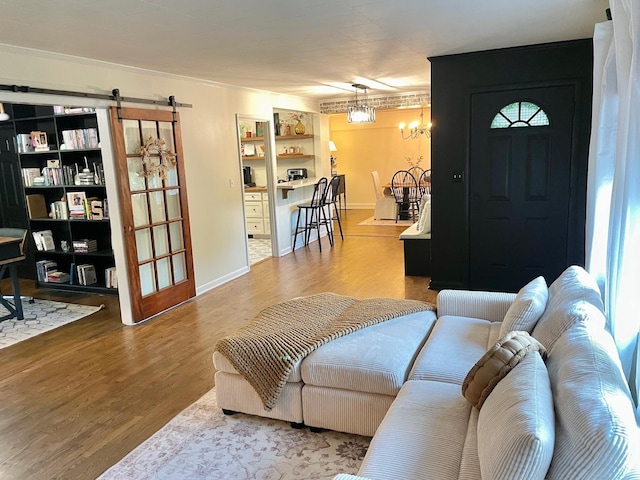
[67,191,87,219]
[35,260,58,282]
[76,264,98,285]
[32,230,55,251]
[72,239,98,253]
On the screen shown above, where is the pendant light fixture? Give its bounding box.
[347,84,376,123]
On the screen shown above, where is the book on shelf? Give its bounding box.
[105,267,117,288]
[77,264,98,286]
[69,262,76,285]
[72,238,98,253]
[26,194,48,219]
[32,230,55,252]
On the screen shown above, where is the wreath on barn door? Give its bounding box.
[139,136,177,180]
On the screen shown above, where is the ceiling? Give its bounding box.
[0,0,609,101]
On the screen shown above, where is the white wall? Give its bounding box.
[0,44,321,324]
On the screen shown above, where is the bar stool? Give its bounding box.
[292,177,332,251]
[325,175,344,241]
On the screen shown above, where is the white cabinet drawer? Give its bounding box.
[245,202,263,218]
[246,220,264,234]
[244,192,262,202]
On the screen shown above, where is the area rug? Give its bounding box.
[357,216,415,226]
[0,298,104,349]
[98,388,370,480]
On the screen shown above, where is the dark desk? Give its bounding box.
[0,236,26,321]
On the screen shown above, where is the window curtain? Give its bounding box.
[586,0,640,418]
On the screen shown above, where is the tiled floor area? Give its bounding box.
[248,238,272,264]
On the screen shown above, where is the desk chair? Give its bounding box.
[292,178,332,252]
[0,228,30,321]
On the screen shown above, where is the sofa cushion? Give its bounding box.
[545,321,640,479]
[409,315,500,384]
[531,265,605,350]
[301,311,436,396]
[477,351,555,480]
[462,331,546,409]
[357,380,477,480]
[499,276,548,337]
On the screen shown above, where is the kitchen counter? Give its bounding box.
[244,185,268,193]
[276,177,317,199]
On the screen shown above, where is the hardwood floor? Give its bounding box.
[0,209,436,480]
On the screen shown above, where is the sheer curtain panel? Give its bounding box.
[586,0,640,418]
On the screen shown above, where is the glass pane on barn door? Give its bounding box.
[149,191,166,223]
[166,190,181,219]
[123,120,141,154]
[173,252,186,283]
[128,157,146,191]
[139,262,156,296]
[157,257,172,289]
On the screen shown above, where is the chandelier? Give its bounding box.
[399,106,431,139]
[346,84,376,123]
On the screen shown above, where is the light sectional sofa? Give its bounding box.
[213,266,640,479]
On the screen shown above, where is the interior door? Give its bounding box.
[469,86,575,291]
[109,107,195,323]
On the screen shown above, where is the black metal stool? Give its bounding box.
[292,177,332,252]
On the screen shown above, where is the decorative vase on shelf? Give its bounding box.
[294,120,305,135]
[281,123,291,136]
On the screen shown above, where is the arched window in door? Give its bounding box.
[490,101,550,129]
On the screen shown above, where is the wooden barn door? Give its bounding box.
[109,107,195,323]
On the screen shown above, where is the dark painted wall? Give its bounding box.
[428,39,593,290]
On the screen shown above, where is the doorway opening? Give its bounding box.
[236,115,276,265]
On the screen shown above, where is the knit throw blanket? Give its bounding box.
[215,292,435,410]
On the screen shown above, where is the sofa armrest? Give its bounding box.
[436,289,516,323]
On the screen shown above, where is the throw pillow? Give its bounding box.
[477,351,555,480]
[417,195,431,234]
[462,331,546,409]
[499,276,548,337]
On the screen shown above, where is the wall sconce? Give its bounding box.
[399,106,431,139]
[0,103,9,121]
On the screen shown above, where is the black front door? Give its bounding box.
[469,86,575,291]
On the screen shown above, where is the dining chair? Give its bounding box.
[391,170,421,223]
[418,169,431,195]
[292,177,332,251]
[371,171,396,220]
